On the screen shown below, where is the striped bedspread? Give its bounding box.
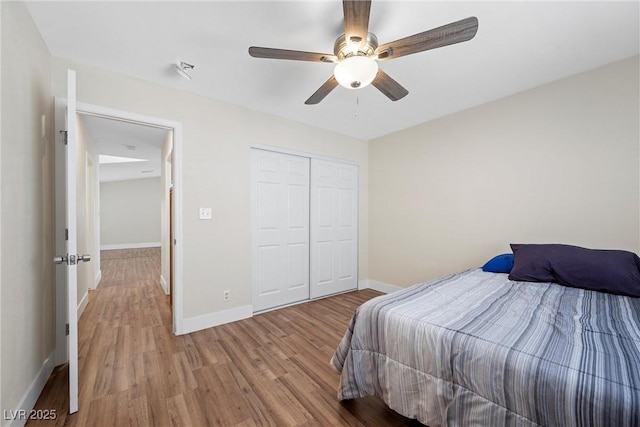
[330,269,640,427]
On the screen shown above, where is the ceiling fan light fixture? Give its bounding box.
[176,61,194,80]
[347,36,363,54]
[334,56,378,89]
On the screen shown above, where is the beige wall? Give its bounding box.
[369,56,640,287]
[100,177,162,247]
[51,58,370,320]
[1,0,55,414]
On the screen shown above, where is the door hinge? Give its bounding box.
[60,130,68,145]
[65,323,69,336]
[65,228,69,241]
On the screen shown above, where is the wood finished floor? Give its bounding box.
[28,248,425,427]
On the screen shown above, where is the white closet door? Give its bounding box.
[252,150,310,312]
[310,159,358,298]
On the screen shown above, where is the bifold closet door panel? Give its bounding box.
[252,150,310,312]
[310,159,358,299]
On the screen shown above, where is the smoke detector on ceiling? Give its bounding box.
[176,61,195,80]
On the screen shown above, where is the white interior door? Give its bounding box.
[310,159,358,298]
[65,69,79,414]
[252,149,310,312]
[53,70,79,414]
[69,72,79,415]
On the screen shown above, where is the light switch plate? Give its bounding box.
[199,207,212,220]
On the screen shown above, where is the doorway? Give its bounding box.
[82,113,171,298]
[54,101,185,369]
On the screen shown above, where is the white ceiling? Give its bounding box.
[27,1,639,141]
[80,114,168,182]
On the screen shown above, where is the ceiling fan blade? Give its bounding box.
[249,47,337,63]
[343,0,372,47]
[305,76,339,105]
[375,16,478,61]
[372,69,409,101]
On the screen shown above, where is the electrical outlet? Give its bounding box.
[223,290,231,302]
[199,207,212,220]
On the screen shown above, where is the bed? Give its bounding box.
[330,268,640,426]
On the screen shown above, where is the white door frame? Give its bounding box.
[84,151,100,289]
[54,101,185,364]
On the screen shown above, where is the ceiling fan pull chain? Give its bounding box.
[354,96,359,118]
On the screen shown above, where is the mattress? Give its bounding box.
[330,269,640,426]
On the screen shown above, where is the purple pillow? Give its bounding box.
[509,244,640,297]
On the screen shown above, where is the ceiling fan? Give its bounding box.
[249,1,478,105]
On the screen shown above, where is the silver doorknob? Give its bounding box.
[53,255,67,264]
[78,254,91,262]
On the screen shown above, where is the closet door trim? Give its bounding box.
[250,144,358,167]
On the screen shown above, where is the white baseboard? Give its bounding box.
[94,270,102,288]
[358,279,370,290]
[160,275,169,295]
[100,242,160,250]
[182,305,253,334]
[4,352,55,427]
[77,291,89,319]
[363,279,403,294]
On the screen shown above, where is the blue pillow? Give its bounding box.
[482,253,514,273]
